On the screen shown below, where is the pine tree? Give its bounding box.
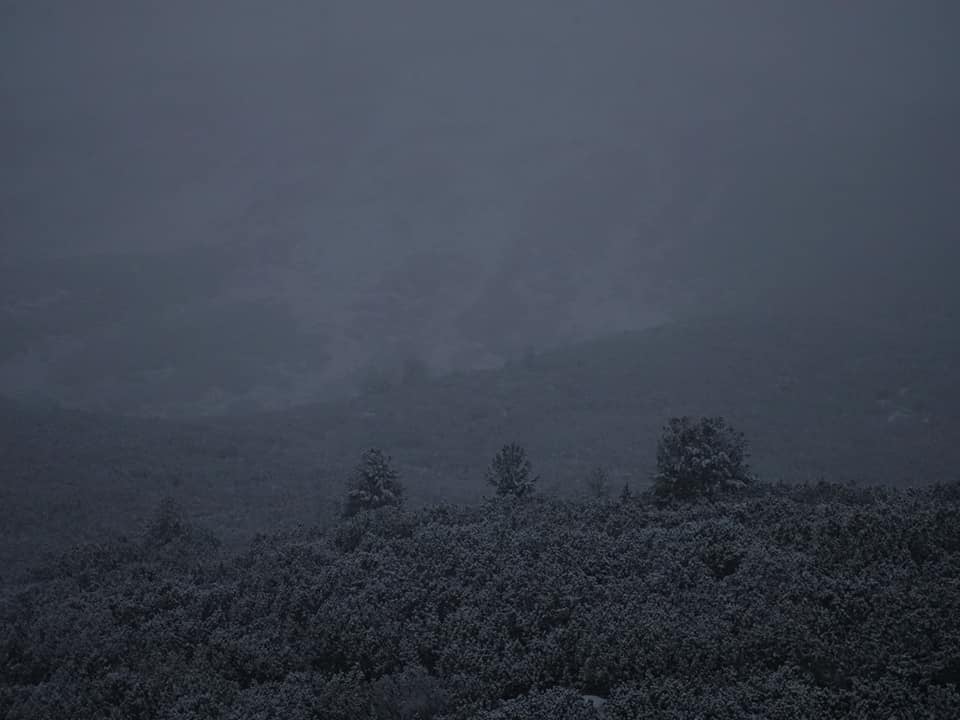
[486,442,539,497]
[342,448,404,517]
[653,416,752,499]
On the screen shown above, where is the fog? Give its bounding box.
[2,0,958,414]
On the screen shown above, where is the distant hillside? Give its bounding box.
[2,97,955,419]
[0,248,338,415]
[2,310,958,581]
[239,309,960,493]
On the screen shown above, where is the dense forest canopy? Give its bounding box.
[3,480,959,718]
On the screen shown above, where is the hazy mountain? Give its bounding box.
[2,2,957,415]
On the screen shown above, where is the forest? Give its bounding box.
[2,422,959,719]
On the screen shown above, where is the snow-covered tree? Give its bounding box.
[654,416,752,499]
[486,442,539,497]
[342,448,404,517]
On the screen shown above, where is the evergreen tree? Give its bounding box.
[653,416,752,499]
[342,448,404,517]
[486,442,539,497]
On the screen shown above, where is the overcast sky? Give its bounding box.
[3,3,954,248]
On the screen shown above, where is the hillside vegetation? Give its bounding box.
[2,312,958,580]
[2,481,959,719]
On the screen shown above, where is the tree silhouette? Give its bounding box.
[486,442,539,497]
[342,448,404,517]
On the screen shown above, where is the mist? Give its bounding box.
[2,0,958,414]
[4,6,960,713]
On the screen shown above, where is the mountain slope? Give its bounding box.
[245,309,959,495]
[4,310,956,581]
